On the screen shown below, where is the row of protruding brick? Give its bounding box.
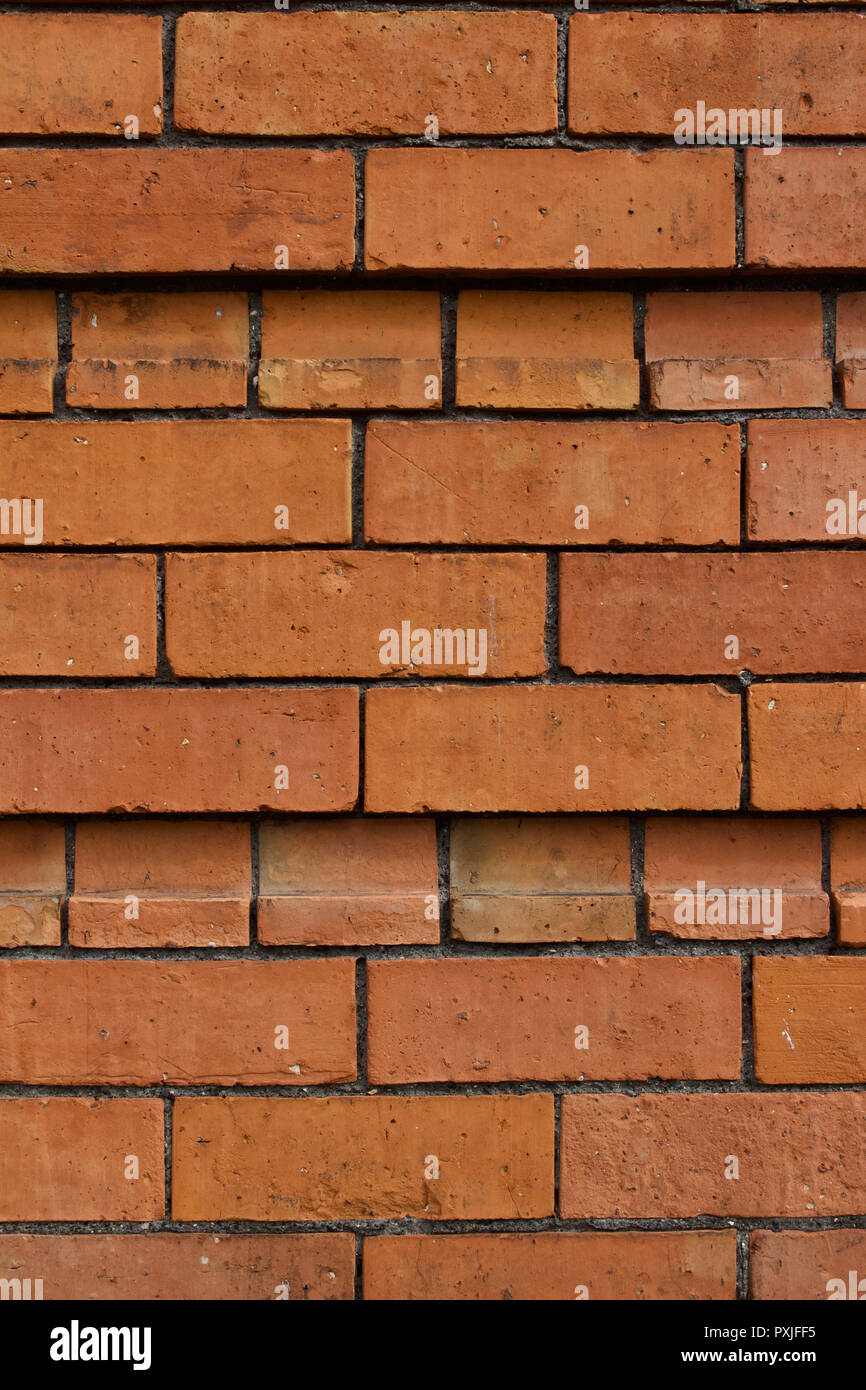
[0,1229,860,1302]
[5,289,866,413]
[4,814,866,948]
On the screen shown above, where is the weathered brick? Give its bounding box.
[644,817,827,940]
[836,293,866,407]
[364,1231,737,1301]
[365,420,740,546]
[746,148,866,270]
[0,1232,354,1301]
[365,149,735,272]
[0,150,353,273]
[754,958,866,1084]
[68,293,249,409]
[0,820,65,948]
[449,815,634,943]
[750,1231,866,1301]
[0,689,358,814]
[830,817,866,945]
[749,683,866,811]
[69,820,251,948]
[747,420,866,544]
[0,555,156,677]
[165,551,545,678]
[0,1099,163,1221]
[367,958,741,1082]
[456,291,638,410]
[560,1093,866,1218]
[259,291,441,410]
[258,818,439,947]
[173,1095,554,1221]
[0,420,351,548]
[0,291,56,414]
[0,15,162,136]
[645,292,829,409]
[0,961,356,1086]
[365,686,741,812]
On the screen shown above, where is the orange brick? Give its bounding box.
[365,149,734,272]
[748,420,866,543]
[749,683,866,811]
[830,818,866,944]
[0,150,353,273]
[176,11,556,137]
[0,1099,163,1221]
[751,1231,866,1301]
[68,293,248,409]
[173,1095,554,1221]
[450,815,634,943]
[0,689,358,814]
[0,556,156,677]
[0,15,162,136]
[560,1093,866,1218]
[560,552,866,676]
[754,958,866,1084]
[835,293,866,407]
[644,817,827,940]
[455,291,637,410]
[165,551,545,679]
[0,420,351,546]
[746,147,866,270]
[0,291,56,414]
[69,820,251,948]
[365,686,741,812]
[0,1232,354,1301]
[365,420,740,546]
[0,961,356,1086]
[0,820,65,948]
[645,292,829,409]
[260,291,441,410]
[258,818,439,947]
[367,958,741,1082]
[365,1231,737,1301]
[569,15,866,137]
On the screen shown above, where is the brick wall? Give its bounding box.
[1,1,865,1303]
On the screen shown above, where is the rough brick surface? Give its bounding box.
[746,148,866,269]
[749,683,866,810]
[754,957,866,1084]
[0,291,57,414]
[0,820,65,948]
[747,420,866,543]
[750,1231,866,1301]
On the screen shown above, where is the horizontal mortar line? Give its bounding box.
[6,133,866,151]
[1,1081,865,1098]
[0,1216,863,1235]
[5,407,866,425]
[0,941,854,960]
[0,673,860,688]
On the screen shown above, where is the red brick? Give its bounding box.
[259,291,441,410]
[830,818,866,945]
[0,556,156,677]
[0,15,162,136]
[173,1095,554,1221]
[367,958,740,1082]
[644,817,827,940]
[0,689,358,814]
[176,11,556,137]
[0,820,65,948]
[569,15,866,137]
[365,685,741,813]
[748,420,866,543]
[749,683,866,811]
[0,1099,163,1221]
[560,1093,866,1218]
[746,147,866,270]
[0,150,353,274]
[754,958,866,1084]
[69,820,251,949]
[835,293,866,407]
[645,292,829,409]
[365,1231,736,1301]
[751,1231,866,1301]
[365,420,739,546]
[560,552,866,676]
[258,818,439,947]
[456,291,637,410]
[0,291,56,415]
[0,961,355,1086]
[0,1232,354,1301]
[365,149,734,273]
[449,815,634,943]
[68,293,248,409]
[0,420,351,546]
[165,551,545,679]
